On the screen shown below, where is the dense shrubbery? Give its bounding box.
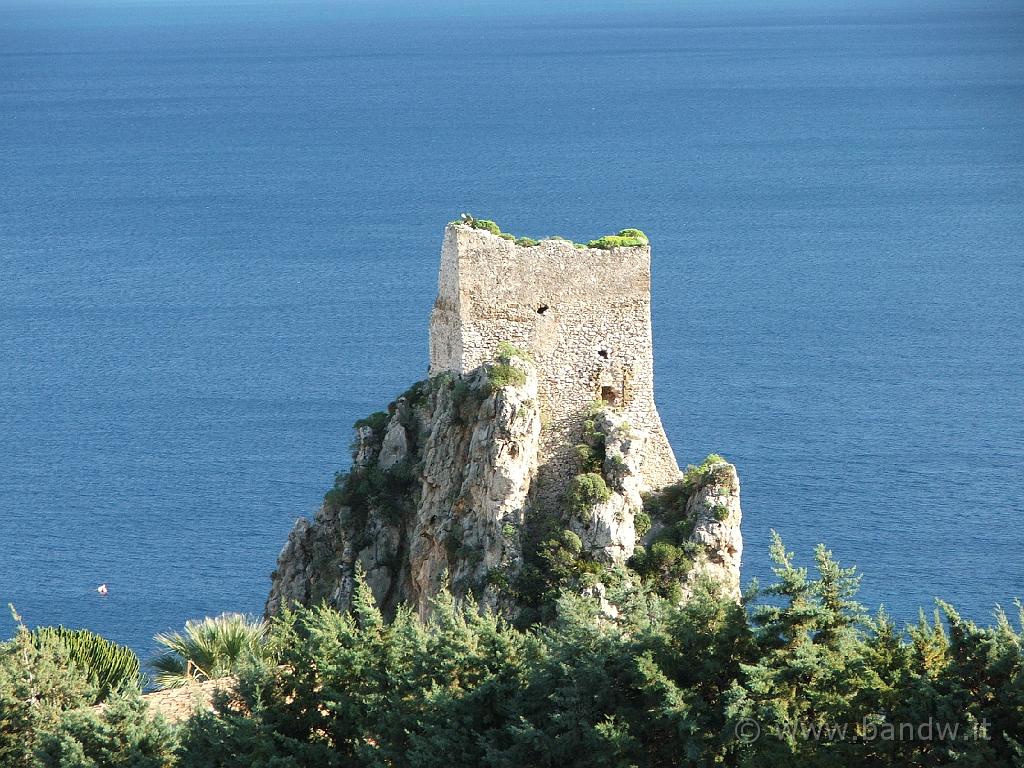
[352,410,389,433]
[495,341,530,361]
[469,218,502,236]
[187,546,1024,767]
[455,215,648,251]
[485,341,530,390]
[3,541,1024,767]
[586,228,650,249]
[566,472,612,515]
[577,411,607,473]
[36,691,178,768]
[1,621,95,767]
[486,363,527,390]
[1,615,178,767]
[31,626,143,704]
[628,454,739,598]
[324,460,419,533]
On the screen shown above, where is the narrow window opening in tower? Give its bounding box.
[597,348,610,360]
[537,304,549,315]
[601,385,617,405]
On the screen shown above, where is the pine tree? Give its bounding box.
[728,533,872,767]
[35,690,178,768]
[0,612,94,768]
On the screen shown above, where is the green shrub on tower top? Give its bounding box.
[586,228,649,249]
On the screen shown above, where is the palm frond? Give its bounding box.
[149,613,270,690]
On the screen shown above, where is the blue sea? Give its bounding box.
[1,0,1022,658]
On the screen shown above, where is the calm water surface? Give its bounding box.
[1,1,1022,656]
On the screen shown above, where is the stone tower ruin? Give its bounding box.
[428,222,681,496]
[265,222,743,620]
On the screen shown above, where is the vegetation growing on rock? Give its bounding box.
[485,345,529,390]
[578,411,607,471]
[495,341,530,361]
[566,472,612,516]
[353,411,389,433]
[455,214,648,251]
[682,452,731,493]
[628,455,734,598]
[326,460,419,532]
[586,228,650,249]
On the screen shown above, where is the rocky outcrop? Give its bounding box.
[568,410,645,565]
[268,221,743,622]
[680,460,743,601]
[268,358,743,622]
[406,360,541,617]
[267,355,541,619]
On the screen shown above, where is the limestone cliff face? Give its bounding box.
[267,358,541,619]
[680,460,743,601]
[267,354,744,620]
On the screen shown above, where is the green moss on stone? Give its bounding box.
[586,229,649,250]
[455,215,648,252]
[471,219,501,235]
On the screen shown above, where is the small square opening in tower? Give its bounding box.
[536,304,549,315]
[601,385,618,405]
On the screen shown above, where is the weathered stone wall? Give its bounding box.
[428,223,680,504]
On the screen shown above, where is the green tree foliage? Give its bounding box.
[35,691,178,768]
[170,540,1019,768]
[727,533,875,765]
[6,541,1024,767]
[0,616,94,768]
[177,573,541,768]
[566,472,611,515]
[32,627,143,704]
[150,614,271,690]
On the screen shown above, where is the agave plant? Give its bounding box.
[150,613,270,689]
[32,626,143,703]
